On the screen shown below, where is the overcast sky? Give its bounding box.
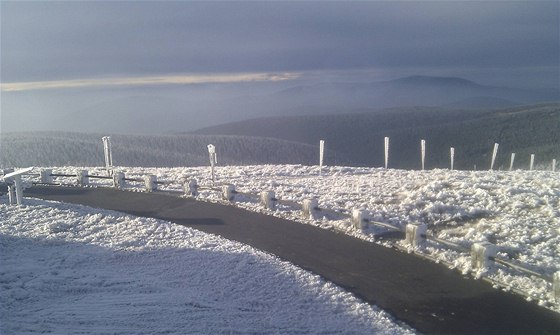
[2,1,559,89]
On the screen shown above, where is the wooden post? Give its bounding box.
[144,175,157,192]
[405,223,427,248]
[351,209,368,230]
[471,242,497,270]
[7,184,16,205]
[260,191,277,210]
[222,184,236,202]
[113,172,124,189]
[76,170,89,187]
[183,178,198,197]
[40,169,53,184]
[302,198,319,220]
[13,175,23,205]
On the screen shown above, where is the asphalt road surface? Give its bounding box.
[25,186,560,334]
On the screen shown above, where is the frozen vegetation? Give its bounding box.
[0,197,414,334]
[35,164,560,312]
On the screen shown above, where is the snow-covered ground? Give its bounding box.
[33,164,559,312]
[0,197,414,334]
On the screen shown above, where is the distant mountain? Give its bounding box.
[268,76,559,111]
[28,76,558,135]
[0,132,342,168]
[193,103,560,170]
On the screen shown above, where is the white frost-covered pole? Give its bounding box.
[450,147,455,171]
[102,136,113,176]
[384,137,389,169]
[420,139,426,171]
[529,154,535,171]
[490,143,499,170]
[509,153,516,171]
[207,144,217,185]
[553,159,557,172]
[319,140,325,175]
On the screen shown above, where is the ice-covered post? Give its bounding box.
[420,139,426,171]
[183,178,198,197]
[2,168,32,206]
[260,191,277,210]
[144,175,157,192]
[405,223,427,248]
[529,154,535,171]
[222,184,236,202]
[490,143,499,170]
[102,136,113,176]
[40,169,53,184]
[319,139,325,175]
[207,144,217,185]
[509,153,516,171]
[554,271,560,302]
[384,137,389,169]
[450,147,455,171]
[14,175,23,205]
[76,170,89,187]
[553,159,557,172]
[7,183,16,205]
[302,198,319,220]
[113,172,124,189]
[471,241,497,270]
[351,209,368,230]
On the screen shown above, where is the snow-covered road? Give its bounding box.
[41,164,560,311]
[1,197,414,334]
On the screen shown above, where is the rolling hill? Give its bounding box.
[193,103,560,170]
[0,132,345,168]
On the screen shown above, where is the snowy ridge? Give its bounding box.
[0,197,414,334]
[32,164,560,312]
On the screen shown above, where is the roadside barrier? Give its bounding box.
[3,167,558,304]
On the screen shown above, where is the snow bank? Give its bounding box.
[0,197,414,334]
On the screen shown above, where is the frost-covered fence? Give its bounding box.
[18,167,560,303]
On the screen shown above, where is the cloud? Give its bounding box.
[1,72,301,92]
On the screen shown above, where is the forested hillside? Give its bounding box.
[0,132,337,168]
[194,103,560,170]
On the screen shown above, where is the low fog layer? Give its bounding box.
[2,76,559,135]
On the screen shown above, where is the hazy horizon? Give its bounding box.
[1,1,558,134]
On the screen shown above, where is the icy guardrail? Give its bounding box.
[6,167,559,305]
